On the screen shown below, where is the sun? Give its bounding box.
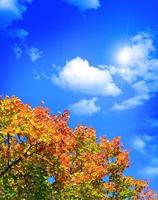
[117,47,132,65]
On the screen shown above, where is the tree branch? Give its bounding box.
[0,142,41,177]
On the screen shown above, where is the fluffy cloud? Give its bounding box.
[113,80,150,111]
[0,0,31,28]
[112,33,154,83]
[113,94,150,111]
[53,57,121,96]
[51,32,158,111]
[112,33,158,110]
[69,97,100,115]
[64,0,100,11]
[26,47,43,62]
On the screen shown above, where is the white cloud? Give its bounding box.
[132,80,149,94]
[69,97,100,115]
[113,94,150,111]
[64,0,100,11]
[111,33,155,83]
[53,57,121,96]
[113,80,151,111]
[111,32,158,110]
[0,0,19,13]
[50,32,158,111]
[0,0,32,28]
[26,47,43,62]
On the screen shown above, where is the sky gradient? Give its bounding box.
[1,0,158,191]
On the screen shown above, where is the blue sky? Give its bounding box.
[1,0,158,191]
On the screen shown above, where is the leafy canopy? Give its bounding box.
[0,96,157,199]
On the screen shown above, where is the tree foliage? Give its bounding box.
[0,96,157,199]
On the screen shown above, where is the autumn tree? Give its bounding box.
[0,96,157,199]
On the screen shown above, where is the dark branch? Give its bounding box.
[0,142,42,177]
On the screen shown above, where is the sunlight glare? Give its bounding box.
[117,47,132,65]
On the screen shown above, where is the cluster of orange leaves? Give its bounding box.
[0,96,157,199]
